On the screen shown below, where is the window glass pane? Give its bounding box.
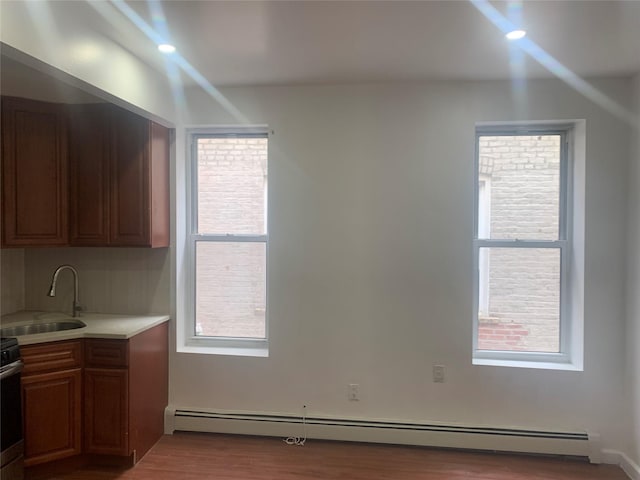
[478,247,560,353]
[478,135,560,240]
[195,241,266,338]
[197,136,267,235]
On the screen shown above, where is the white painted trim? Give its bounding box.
[164,406,176,435]
[168,408,593,460]
[587,432,602,464]
[601,450,640,480]
[472,357,582,371]
[177,343,268,357]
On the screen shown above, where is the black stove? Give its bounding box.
[1,336,24,480]
[1,337,20,367]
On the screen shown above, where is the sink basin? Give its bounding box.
[0,320,86,337]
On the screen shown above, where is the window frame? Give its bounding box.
[183,126,270,356]
[472,123,579,369]
[477,174,492,316]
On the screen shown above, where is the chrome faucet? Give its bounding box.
[48,265,82,317]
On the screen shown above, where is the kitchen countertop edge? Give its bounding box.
[1,311,171,346]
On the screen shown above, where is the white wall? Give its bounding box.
[171,78,632,452]
[627,73,640,467]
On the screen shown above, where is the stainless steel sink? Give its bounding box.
[0,320,86,337]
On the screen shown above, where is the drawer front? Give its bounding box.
[85,339,128,367]
[21,340,82,376]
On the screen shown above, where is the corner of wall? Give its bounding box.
[625,71,640,471]
[602,450,640,480]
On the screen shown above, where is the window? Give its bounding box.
[184,127,268,355]
[473,123,584,370]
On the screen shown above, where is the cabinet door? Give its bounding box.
[69,104,111,245]
[109,109,150,246]
[1,97,68,246]
[84,368,129,455]
[109,109,170,248]
[22,368,82,466]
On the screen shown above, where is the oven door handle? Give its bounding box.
[0,360,24,380]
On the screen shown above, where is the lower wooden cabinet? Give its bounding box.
[84,323,168,462]
[84,368,129,455]
[22,369,82,466]
[20,322,168,468]
[20,341,83,467]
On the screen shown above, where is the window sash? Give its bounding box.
[473,126,572,364]
[191,132,268,237]
[191,236,267,340]
[474,128,569,243]
[472,242,570,358]
[184,127,269,350]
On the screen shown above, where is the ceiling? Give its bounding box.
[3,1,640,88]
[114,0,640,86]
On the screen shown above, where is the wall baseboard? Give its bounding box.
[602,450,640,480]
[166,407,597,461]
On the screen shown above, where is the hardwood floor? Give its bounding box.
[33,432,628,480]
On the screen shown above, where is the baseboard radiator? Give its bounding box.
[170,408,597,462]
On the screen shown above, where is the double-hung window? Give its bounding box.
[184,127,269,355]
[473,122,584,369]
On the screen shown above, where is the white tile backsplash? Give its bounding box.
[24,248,170,315]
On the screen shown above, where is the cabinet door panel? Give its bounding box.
[110,110,149,246]
[84,368,129,455]
[1,97,68,246]
[69,104,110,245]
[22,368,82,466]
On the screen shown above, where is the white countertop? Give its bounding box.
[0,311,170,345]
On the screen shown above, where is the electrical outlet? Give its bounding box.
[433,364,445,383]
[348,383,360,401]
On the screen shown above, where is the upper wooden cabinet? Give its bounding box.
[68,104,170,247]
[1,97,69,246]
[2,97,170,248]
[109,107,170,247]
[68,103,111,246]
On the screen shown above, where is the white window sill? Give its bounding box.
[178,338,269,357]
[178,344,269,357]
[473,357,583,371]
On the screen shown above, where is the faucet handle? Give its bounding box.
[72,302,84,317]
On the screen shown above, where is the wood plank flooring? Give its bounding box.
[34,432,628,480]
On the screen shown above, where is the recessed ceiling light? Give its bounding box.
[158,44,176,54]
[505,30,527,40]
